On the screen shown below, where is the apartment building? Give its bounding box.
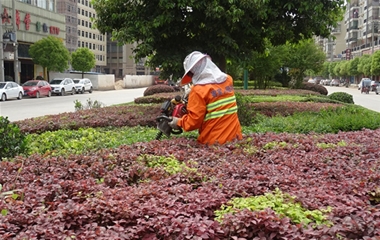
[56,0,77,53]
[105,35,151,78]
[315,19,347,62]
[344,0,380,59]
[56,0,106,72]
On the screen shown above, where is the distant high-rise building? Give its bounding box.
[57,0,106,72]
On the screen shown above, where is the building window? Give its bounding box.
[78,41,80,47]
[89,43,92,49]
[89,22,92,28]
[85,32,88,38]
[85,0,88,6]
[82,31,84,37]
[85,11,88,17]
[89,12,91,18]
[86,42,88,48]
[89,33,91,38]
[78,7,80,14]
[77,19,80,25]
[85,21,88,27]
[82,42,84,47]
[82,20,84,26]
[78,30,80,35]
[82,9,84,15]
[67,4,71,11]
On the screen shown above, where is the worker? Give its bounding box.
[168,51,242,145]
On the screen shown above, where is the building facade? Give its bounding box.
[75,0,106,72]
[1,0,66,83]
[105,35,151,79]
[344,0,379,59]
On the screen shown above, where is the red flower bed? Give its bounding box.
[1,129,380,239]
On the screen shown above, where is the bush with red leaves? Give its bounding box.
[1,129,380,238]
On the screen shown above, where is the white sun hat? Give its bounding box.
[180,51,210,86]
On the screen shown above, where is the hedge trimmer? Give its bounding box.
[155,85,190,140]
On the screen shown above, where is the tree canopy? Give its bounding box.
[71,47,96,78]
[285,39,326,87]
[28,36,70,81]
[93,0,345,80]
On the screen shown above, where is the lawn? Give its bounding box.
[1,88,380,239]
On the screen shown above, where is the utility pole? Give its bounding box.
[12,0,18,84]
[0,0,4,82]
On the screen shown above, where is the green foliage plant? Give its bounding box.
[74,98,106,111]
[137,154,197,175]
[214,188,333,227]
[317,140,347,149]
[246,105,380,134]
[236,92,256,126]
[328,92,354,104]
[0,116,27,159]
[25,126,158,157]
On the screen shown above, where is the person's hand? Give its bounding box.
[168,117,181,130]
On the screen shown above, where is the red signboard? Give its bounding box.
[346,48,351,60]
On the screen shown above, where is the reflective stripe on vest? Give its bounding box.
[204,96,238,121]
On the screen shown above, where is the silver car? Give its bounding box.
[49,78,76,96]
[0,81,24,101]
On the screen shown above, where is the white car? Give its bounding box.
[0,81,24,101]
[73,78,93,94]
[49,78,76,96]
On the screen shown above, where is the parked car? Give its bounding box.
[22,80,52,98]
[323,79,331,86]
[330,79,340,86]
[73,78,93,94]
[0,81,24,101]
[49,78,76,96]
[358,78,371,90]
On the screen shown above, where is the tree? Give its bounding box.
[371,50,380,77]
[320,62,331,79]
[285,39,326,88]
[358,55,372,78]
[248,43,289,89]
[348,57,360,82]
[92,0,345,80]
[71,47,96,78]
[28,36,70,81]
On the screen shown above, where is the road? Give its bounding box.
[0,87,147,122]
[325,85,380,113]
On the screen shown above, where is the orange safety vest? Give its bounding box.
[178,75,242,145]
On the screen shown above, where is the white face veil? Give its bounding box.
[181,51,227,86]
